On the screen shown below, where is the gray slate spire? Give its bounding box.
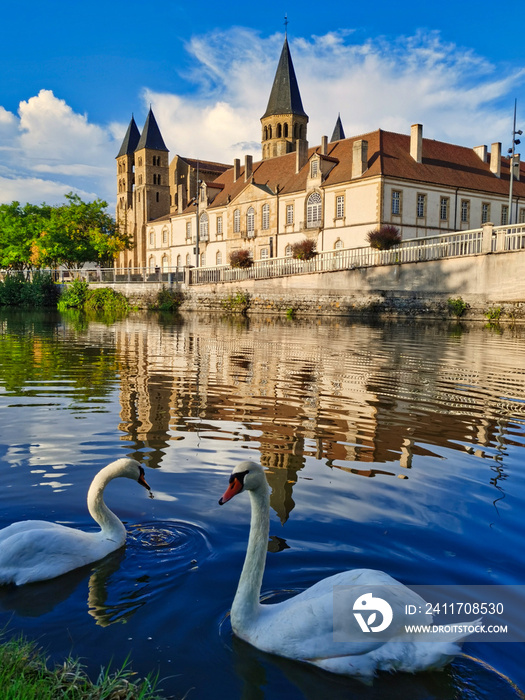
[330,114,346,142]
[262,37,307,119]
[136,108,168,151]
[116,115,140,158]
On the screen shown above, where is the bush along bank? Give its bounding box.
[0,272,59,307]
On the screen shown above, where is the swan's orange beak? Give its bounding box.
[138,468,151,491]
[219,476,243,505]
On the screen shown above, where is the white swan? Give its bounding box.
[0,458,151,586]
[219,461,475,679]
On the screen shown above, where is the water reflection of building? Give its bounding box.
[112,316,523,520]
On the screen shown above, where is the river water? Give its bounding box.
[0,309,524,700]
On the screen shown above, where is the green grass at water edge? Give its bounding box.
[0,633,163,700]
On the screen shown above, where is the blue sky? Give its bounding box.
[1,0,523,208]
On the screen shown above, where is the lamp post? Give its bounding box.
[508,99,523,225]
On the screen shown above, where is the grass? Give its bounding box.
[0,633,163,700]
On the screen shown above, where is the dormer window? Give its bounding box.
[311,159,319,178]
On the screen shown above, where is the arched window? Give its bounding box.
[306,192,322,227]
[216,250,222,266]
[262,204,270,230]
[285,244,292,257]
[284,123,289,138]
[335,239,343,249]
[200,212,209,241]
[234,209,240,233]
[260,247,269,260]
[277,123,282,138]
[200,252,206,267]
[149,231,154,246]
[162,228,168,245]
[177,254,182,268]
[268,125,272,139]
[264,126,268,140]
[186,253,191,266]
[148,256,156,272]
[161,255,168,272]
[247,207,255,236]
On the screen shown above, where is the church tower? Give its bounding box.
[116,115,140,230]
[133,108,170,265]
[261,36,308,160]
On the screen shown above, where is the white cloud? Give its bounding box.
[147,28,524,163]
[0,28,523,208]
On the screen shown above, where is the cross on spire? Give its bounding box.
[284,14,288,37]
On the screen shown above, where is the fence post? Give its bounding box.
[482,222,494,253]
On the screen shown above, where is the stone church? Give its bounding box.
[116,36,525,272]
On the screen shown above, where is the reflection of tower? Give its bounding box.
[262,443,305,524]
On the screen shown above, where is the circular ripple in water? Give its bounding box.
[128,520,210,565]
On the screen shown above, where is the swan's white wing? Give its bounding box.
[0,525,116,585]
[239,569,435,672]
[0,520,64,545]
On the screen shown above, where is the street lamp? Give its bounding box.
[508,99,523,225]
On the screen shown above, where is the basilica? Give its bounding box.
[116,36,525,272]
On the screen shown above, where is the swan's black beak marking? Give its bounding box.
[138,466,152,492]
[219,470,249,505]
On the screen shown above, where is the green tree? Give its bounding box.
[31,193,131,269]
[0,202,51,269]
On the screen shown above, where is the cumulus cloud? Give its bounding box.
[0,90,119,206]
[0,28,523,207]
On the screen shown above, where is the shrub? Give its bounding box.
[152,286,183,312]
[229,249,253,268]
[447,297,468,318]
[485,306,502,322]
[57,278,89,310]
[291,238,317,260]
[367,225,402,250]
[84,287,129,314]
[221,290,250,314]
[0,272,59,307]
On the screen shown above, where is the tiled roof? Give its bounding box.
[198,129,525,209]
[180,156,230,172]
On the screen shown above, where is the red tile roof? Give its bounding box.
[180,129,525,212]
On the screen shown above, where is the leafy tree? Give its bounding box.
[367,225,401,250]
[31,193,131,269]
[0,202,51,269]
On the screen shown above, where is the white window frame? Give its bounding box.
[501,205,509,226]
[336,195,345,219]
[286,204,294,225]
[247,207,255,237]
[234,209,240,233]
[416,194,426,218]
[481,202,491,224]
[262,204,270,230]
[199,212,209,241]
[391,190,401,216]
[306,192,322,227]
[217,215,223,235]
[440,197,449,221]
[461,199,470,224]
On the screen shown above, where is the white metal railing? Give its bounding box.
[5,223,525,287]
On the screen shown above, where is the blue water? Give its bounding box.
[0,310,524,699]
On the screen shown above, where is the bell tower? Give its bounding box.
[261,35,308,160]
[116,115,140,231]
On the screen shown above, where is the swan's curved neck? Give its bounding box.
[231,483,270,630]
[87,469,126,541]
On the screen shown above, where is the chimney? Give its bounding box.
[296,140,308,173]
[244,155,253,182]
[490,142,501,177]
[321,135,328,155]
[177,183,187,211]
[233,158,241,182]
[352,139,368,178]
[474,145,488,162]
[410,124,423,163]
[513,154,521,181]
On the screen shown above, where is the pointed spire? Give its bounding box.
[330,114,345,142]
[136,108,168,151]
[116,115,140,158]
[262,36,307,119]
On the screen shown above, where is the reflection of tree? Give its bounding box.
[0,312,118,404]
